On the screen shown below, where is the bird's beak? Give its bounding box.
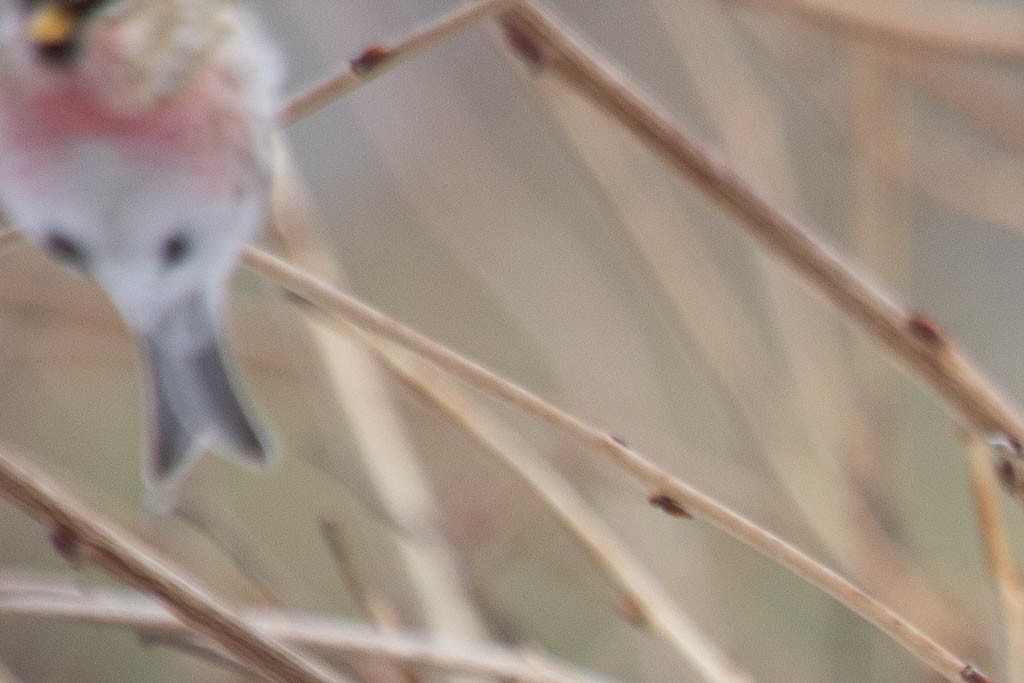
[28,4,80,50]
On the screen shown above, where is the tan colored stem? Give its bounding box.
[720,0,1024,61]
[963,433,1024,682]
[360,336,752,683]
[282,0,520,125]
[0,580,612,683]
[500,2,1024,478]
[0,447,343,683]
[242,245,980,683]
[269,139,489,658]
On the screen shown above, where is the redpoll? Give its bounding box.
[0,0,283,487]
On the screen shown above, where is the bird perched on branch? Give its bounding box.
[0,0,282,487]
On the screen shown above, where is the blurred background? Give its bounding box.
[1,0,1023,680]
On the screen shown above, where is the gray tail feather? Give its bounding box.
[140,322,270,487]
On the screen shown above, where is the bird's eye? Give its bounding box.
[43,232,87,269]
[161,233,191,267]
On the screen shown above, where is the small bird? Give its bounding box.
[0,1,282,487]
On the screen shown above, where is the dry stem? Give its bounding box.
[242,246,980,683]
[269,139,489,655]
[719,0,1024,61]
[963,432,1024,682]
[317,519,402,632]
[316,519,418,683]
[0,579,612,683]
[282,0,520,126]
[0,447,343,683]
[499,3,1024,490]
[354,334,751,683]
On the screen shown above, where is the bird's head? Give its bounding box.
[3,0,229,113]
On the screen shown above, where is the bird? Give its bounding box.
[0,0,283,487]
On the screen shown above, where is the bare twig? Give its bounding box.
[719,0,1024,61]
[0,446,343,683]
[317,519,419,683]
[268,139,489,656]
[0,579,614,683]
[241,246,981,683]
[846,44,909,484]
[169,491,295,606]
[138,631,264,679]
[317,519,402,631]
[519,30,971,653]
[963,433,1024,682]
[353,334,752,683]
[282,0,520,125]
[498,2,1024,492]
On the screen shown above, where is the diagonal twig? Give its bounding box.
[241,245,983,683]
[351,332,752,683]
[281,0,521,126]
[0,446,344,683]
[963,432,1024,683]
[718,0,1024,61]
[0,578,615,683]
[497,2,1024,499]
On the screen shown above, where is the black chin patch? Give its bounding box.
[35,39,77,66]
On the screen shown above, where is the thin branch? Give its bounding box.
[169,491,295,607]
[0,446,343,683]
[498,3,1024,493]
[0,580,615,683]
[354,334,752,683]
[281,0,520,126]
[624,7,949,632]
[316,519,420,683]
[241,246,982,683]
[268,138,489,653]
[138,631,265,679]
[317,519,403,632]
[719,0,1024,61]
[963,432,1024,683]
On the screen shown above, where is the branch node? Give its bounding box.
[615,593,647,628]
[501,19,544,67]
[997,457,1018,488]
[351,45,391,74]
[648,492,692,519]
[50,523,83,566]
[960,664,993,683]
[907,312,946,347]
[609,432,628,448]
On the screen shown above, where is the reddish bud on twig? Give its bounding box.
[616,593,647,627]
[351,45,391,73]
[50,524,82,564]
[961,664,993,683]
[908,312,945,347]
[501,20,543,66]
[649,493,692,518]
